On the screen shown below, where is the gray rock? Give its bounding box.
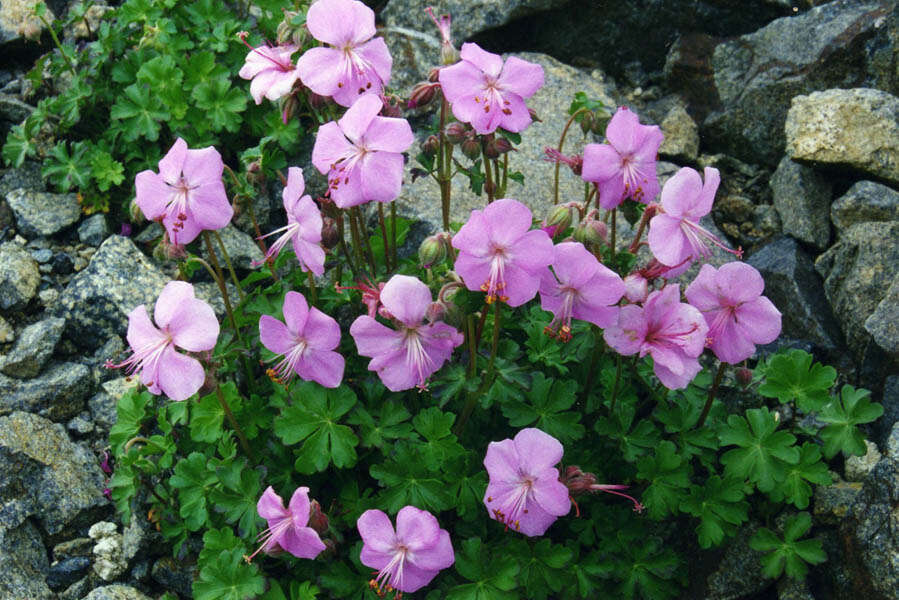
[843,429,899,599]
[0,240,39,310]
[832,180,899,233]
[865,1,899,95]
[151,556,196,599]
[47,556,91,591]
[200,223,264,272]
[382,0,568,48]
[80,585,154,600]
[864,273,899,354]
[7,188,82,238]
[705,522,768,600]
[874,375,899,448]
[813,479,862,525]
[60,574,99,600]
[0,362,92,421]
[0,316,65,378]
[845,440,883,481]
[395,53,616,230]
[0,93,34,123]
[0,314,13,343]
[786,88,899,186]
[67,415,94,436]
[54,236,169,351]
[815,221,899,358]
[747,236,844,354]
[658,103,699,162]
[31,247,52,263]
[132,222,163,244]
[0,412,107,535]
[53,537,93,560]
[769,156,832,249]
[0,161,45,196]
[0,519,53,600]
[777,577,814,600]
[705,0,893,166]
[78,214,110,247]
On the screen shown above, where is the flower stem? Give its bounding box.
[390,201,398,270]
[306,270,318,305]
[466,314,478,378]
[609,354,622,413]
[347,209,366,275]
[437,96,453,230]
[37,12,75,74]
[353,207,377,275]
[697,362,727,428]
[609,208,617,258]
[482,145,495,204]
[581,326,604,402]
[553,107,589,205]
[187,253,239,336]
[337,211,358,278]
[212,230,245,301]
[628,205,653,254]
[377,202,391,272]
[487,301,502,377]
[216,383,256,463]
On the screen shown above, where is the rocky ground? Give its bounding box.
[0,0,898,599]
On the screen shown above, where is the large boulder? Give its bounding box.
[0,519,53,600]
[704,0,893,166]
[394,52,616,230]
[0,412,108,536]
[815,221,899,361]
[0,316,65,378]
[6,188,82,238]
[769,156,832,250]
[747,236,844,357]
[831,180,899,233]
[53,235,170,351]
[0,361,91,421]
[785,88,899,186]
[865,274,899,355]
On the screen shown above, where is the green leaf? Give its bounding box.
[136,55,186,118]
[273,383,358,473]
[818,384,883,458]
[42,141,92,192]
[194,548,265,600]
[2,121,39,167]
[412,407,466,470]
[506,538,573,600]
[370,442,452,513]
[758,349,836,412]
[719,407,799,492]
[191,78,247,133]
[109,387,152,455]
[346,401,414,448]
[499,372,585,443]
[749,513,825,580]
[636,441,691,519]
[595,398,660,462]
[88,148,125,191]
[208,459,263,535]
[680,476,748,548]
[169,452,216,531]
[448,537,519,600]
[190,388,226,443]
[110,83,170,141]
[767,443,832,509]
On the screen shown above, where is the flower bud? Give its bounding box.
[380,97,403,118]
[484,137,513,158]
[428,67,441,83]
[591,107,612,135]
[735,367,753,387]
[543,204,573,238]
[128,198,144,223]
[418,233,448,268]
[321,217,339,249]
[529,107,541,123]
[623,272,648,303]
[421,135,440,157]
[573,218,607,248]
[308,499,330,535]
[308,91,329,110]
[277,11,306,46]
[445,121,468,144]
[279,93,300,124]
[560,465,598,497]
[579,111,595,135]
[461,138,481,160]
[246,160,264,186]
[426,301,446,323]
[409,82,438,109]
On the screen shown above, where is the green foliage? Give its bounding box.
[719,407,799,493]
[448,537,519,600]
[758,349,836,412]
[194,548,265,600]
[680,476,748,548]
[749,512,826,579]
[500,372,585,443]
[637,441,691,519]
[818,385,883,458]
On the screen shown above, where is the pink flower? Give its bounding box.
[539,241,625,340]
[581,107,663,209]
[237,36,300,105]
[259,291,345,388]
[134,138,233,245]
[258,167,325,276]
[647,166,741,267]
[438,42,544,135]
[295,0,392,107]
[452,198,553,306]
[246,486,326,561]
[483,428,571,536]
[622,272,649,303]
[311,95,414,208]
[349,275,463,391]
[685,262,782,363]
[604,284,709,390]
[108,281,218,401]
[357,506,454,594]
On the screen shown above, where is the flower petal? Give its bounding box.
[279,526,326,559]
[497,92,533,133]
[157,346,205,401]
[295,46,344,97]
[126,304,165,354]
[356,37,392,86]
[380,275,431,327]
[338,94,382,143]
[648,214,688,267]
[408,529,454,572]
[357,509,396,554]
[186,180,232,231]
[168,299,219,352]
[532,468,572,516]
[303,306,341,350]
[497,56,544,98]
[605,107,641,155]
[438,60,484,105]
[660,166,703,218]
[158,137,187,185]
[295,348,345,388]
[306,0,374,46]
[483,438,520,482]
[134,171,171,221]
[259,315,294,356]
[396,506,440,551]
[350,315,401,357]
[513,428,564,473]
[154,281,196,329]
[360,151,404,203]
[735,296,781,345]
[459,42,503,78]
[288,486,311,526]
[312,121,355,174]
[716,261,764,304]
[363,116,414,153]
[282,291,310,337]
[257,486,288,520]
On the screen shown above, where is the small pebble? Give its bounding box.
[31,248,53,263]
[52,252,74,274]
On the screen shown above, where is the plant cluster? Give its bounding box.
[89,1,883,599]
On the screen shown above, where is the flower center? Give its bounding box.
[266,335,308,384]
[544,286,578,342]
[403,327,435,389]
[480,246,510,304]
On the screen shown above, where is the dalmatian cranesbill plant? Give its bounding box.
[104,1,881,598]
